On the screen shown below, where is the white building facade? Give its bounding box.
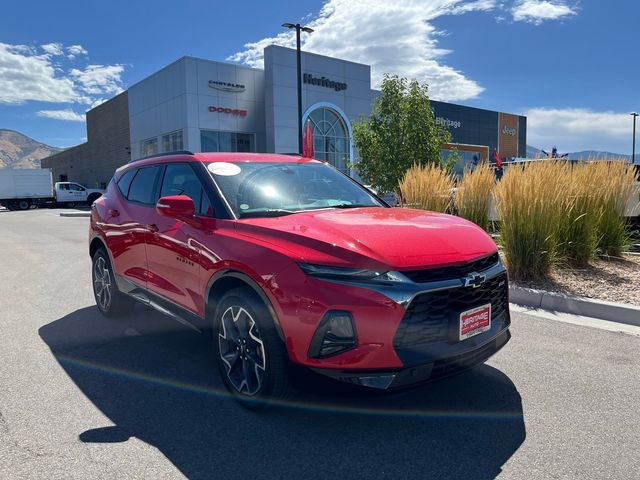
[128,45,373,174]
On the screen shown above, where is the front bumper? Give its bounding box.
[274,255,510,375]
[311,328,511,389]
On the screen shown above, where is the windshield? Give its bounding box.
[206,161,385,218]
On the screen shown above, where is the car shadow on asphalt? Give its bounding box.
[39,305,526,480]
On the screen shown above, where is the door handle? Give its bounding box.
[108,209,119,217]
[147,224,159,233]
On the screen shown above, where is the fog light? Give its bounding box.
[308,311,357,358]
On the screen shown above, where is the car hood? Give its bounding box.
[234,207,497,270]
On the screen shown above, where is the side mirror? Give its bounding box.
[156,195,195,222]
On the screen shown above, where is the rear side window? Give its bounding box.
[117,170,136,197]
[128,166,162,205]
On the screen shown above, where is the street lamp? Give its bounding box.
[631,112,639,165]
[282,22,314,154]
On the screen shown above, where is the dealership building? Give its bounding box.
[42,45,526,188]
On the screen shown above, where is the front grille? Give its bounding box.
[393,273,508,348]
[401,253,499,284]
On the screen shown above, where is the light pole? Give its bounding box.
[282,22,314,154]
[631,112,639,164]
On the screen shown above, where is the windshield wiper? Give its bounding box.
[331,203,375,209]
[239,209,298,218]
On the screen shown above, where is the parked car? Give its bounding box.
[89,152,510,406]
[0,168,103,210]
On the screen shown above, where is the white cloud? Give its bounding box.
[525,107,633,153]
[70,64,125,95]
[229,0,500,101]
[89,98,107,109]
[41,42,64,56]
[37,109,85,122]
[66,44,88,59]
[512,1,577,24]
[0,43,78,104]
[0,42,125,105]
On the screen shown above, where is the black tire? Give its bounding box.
[92,248,135,318]
[66,202,76,208]
[87,193,102,205]
[214,286,290,409]
[18,200,30,210]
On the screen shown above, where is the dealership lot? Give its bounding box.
[1,209,639,479]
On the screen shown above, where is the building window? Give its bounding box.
[307,107,350,173]
[200,130,255,153]
[140,137,158,157]
[162,130,183,153]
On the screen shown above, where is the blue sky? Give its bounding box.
[1,0,637,154]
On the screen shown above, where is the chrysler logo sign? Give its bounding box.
[208,80,245,93]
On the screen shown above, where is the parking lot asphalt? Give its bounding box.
[1,209,639,480]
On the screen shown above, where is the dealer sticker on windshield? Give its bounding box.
[459,304,491,341]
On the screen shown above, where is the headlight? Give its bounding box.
[298,262,388,280]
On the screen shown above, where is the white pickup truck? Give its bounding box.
[0,169,104,210]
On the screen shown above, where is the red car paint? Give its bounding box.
[90,152,508,377]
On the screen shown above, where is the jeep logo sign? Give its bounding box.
[502,126,516,136]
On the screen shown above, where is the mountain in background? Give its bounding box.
[0,129,62,169]
[526,144,631,161]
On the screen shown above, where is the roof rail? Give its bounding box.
[281,152,303,156]
[128,150,195,164]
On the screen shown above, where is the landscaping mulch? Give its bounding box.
[509,254,640,307]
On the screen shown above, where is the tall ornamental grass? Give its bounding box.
[399,163,455,213]
[591,161,638,256]
[455,163,495,231]
[494,161,567,279]
[556,162,602,266]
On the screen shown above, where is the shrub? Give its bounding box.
[591,161,638,256]
[455,163,495,231]
[556,163,602,266]
[494,161,567,279]
[398,163,455,213]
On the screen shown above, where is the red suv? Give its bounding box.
[89,152,510,405]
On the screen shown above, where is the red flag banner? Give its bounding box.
[303,120,314,158]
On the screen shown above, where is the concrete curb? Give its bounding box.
[509,286,640,327]
[59,212,90,218]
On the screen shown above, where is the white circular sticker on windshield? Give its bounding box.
[208,162,241,176]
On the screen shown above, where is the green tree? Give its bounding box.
[352,75,452,193]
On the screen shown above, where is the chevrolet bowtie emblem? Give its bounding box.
[464,272,486,288]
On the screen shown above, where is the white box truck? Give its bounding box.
[0,169,103,210]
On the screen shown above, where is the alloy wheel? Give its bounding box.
[93,256,112,311]
[218,306,267,396]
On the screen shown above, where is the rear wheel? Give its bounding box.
[18,200,30,210]
[214,287,290,408]
[92,248,135,317]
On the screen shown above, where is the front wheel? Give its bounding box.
[92,248,135,317]
[214,287,290,408]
